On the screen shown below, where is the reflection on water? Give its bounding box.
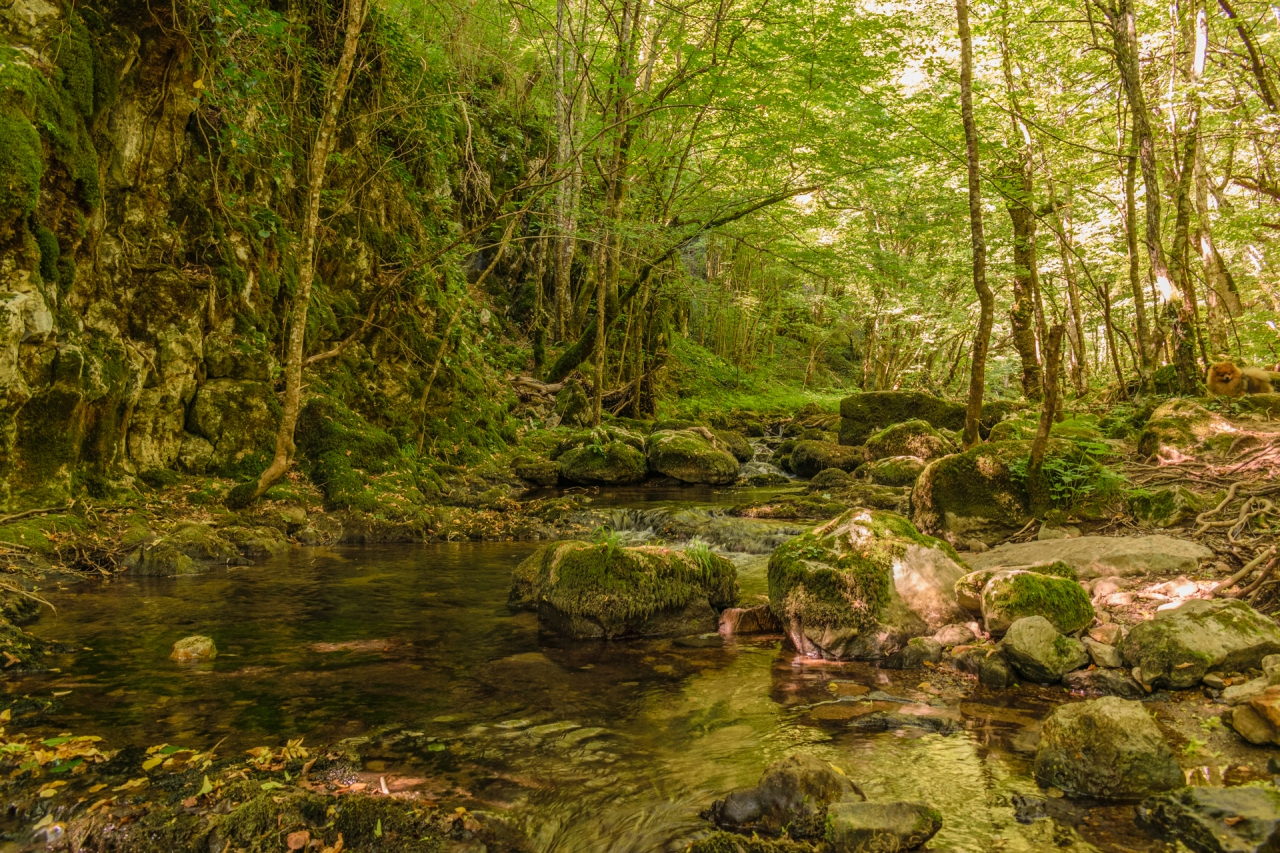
[10,542,1153,852]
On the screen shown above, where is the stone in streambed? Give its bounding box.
[858,455,927,487]
[967,534,1213,580]
[980,568,1093,637]
[863,419,953,461]
[648,429,740,485]
[1137,785,1280,853]
[1034,697,1182,799]
[999,616,1088,684]
[1062,668,1145,699]
[824,801,942,852]
[951,645,1012,689]
[1228,685,1280,746]
[557,440,647,485]
[1119,598,1280,689]
[703,753,861,839]
[1084,638,1124,669]
[171,635,217,662]
[790,440,864,478]
[719,604,781,636]
[934,622,976,646]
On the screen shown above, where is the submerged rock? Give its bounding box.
[999,616,1088,683]
[980,569,1093,637]
[767,509,967,661]
[966,534,1214,580]
[703,753,861,840]
[171,635,217,662]
[952,645,1012,688]
[863,419,953,461]
[1137,785,1280,853]
[508,540,737,639]
[790,440,864,478]
[1034,697,1182,800]
[824,801,942,852]
[648,429,741,485]
[719,604,781,636]
[1119,598,1280,689]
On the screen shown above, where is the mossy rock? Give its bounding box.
[551,425,646,459]
[1234,393,1280,417]
[730,494,848,520]
[987,418,1036,442]
[554,380,592,428]
[1136,399,1231,461]
[825,482,911,514]
[713,429,754,463]
[128,524,241,576]
[510,540,738,638]
[767,508,966,660]
[789,440,863,479]
[980,569,1094,637]
[203,333,277,381]
[809,468,852,489]
[1128,485,1204,528]
[859,455,926,487]
[295,397,399,472]
[185,380,280,471]
[838,394,1021,446]
[1119,598,1280,689]
[911,439,1071,544]
[512,456,559,487]
[864,419,954,461]
[558,441,648,485]
[648,429,740,484]
[999,615,1089,683]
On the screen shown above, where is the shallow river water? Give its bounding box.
[9,488,1163,852]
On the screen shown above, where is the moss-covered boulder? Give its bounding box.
[703,754,861,841]
[171,635,217,662]
[551,425,646,458]
[648,429,740,484]
[512,456,559,487]
[980,569,1093,637]
[508,540,737,639]
[126,523,242,576]
[1136,399,1233,461]
[713,429,754,463]
[954,561,1076,611]
[1128,485,1205,528]
[557,441,648,485]
[838,393,1021,446]
[864,419,954,461]
[553,380,592,428]
[790,440,864,479]
[1119,598,1280,689]
[911,439,1070,544]
[859,455,926,487]
[999,615,1088,683]
[1034,697,1182,800]
[767,509,968,661]
[185,380,280,471]
[825,801,943,853]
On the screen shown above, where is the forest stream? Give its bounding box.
[7,485,1158,853]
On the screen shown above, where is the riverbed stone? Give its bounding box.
[128,523,242,576]
[508,540,737,639]
[889,636,944,669]
[864,420,953,461]
[1084,638,1124,669]
[703,753,861,840]
[911,440,1056,544]
[719,604,781,636]
[1063,667,1145,699]
[171,635,217,662]
[512,456,559,487]
[999,616,1088,683]
[557,441,647,485]
[952,645,1013,688]
[934,622,976,646]
[648,429,740,485]
[966,534,1214,580]
[1137,785,1280,853]
[1228,685,1280,745]
[838,391,968,446]
[1034,697,1182,800]
[859,455,927,487]
[980,569,1094,637]
[1119,598,1280,689]
[824,801,942,853]
[790,440,864,478]
[767,509,967,661]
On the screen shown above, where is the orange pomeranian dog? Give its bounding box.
[1207,361,1280,397]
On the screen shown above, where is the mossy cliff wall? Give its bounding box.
[0,0,541,509]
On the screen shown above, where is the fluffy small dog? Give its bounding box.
[1207,361,1280,397]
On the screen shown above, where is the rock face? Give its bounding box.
[999,616,1088,683]
[704,754,861,840]
[863,420,953,461]
[557,441,647,485]
[790,440,864,478]
[648,429,741,484]
[980,569,1094,637]
[508,541,738,639]
[171,635,217,662]
[185,379,279,471]
[767,509,967,660]
[1138,786,1280,853]
[966,534,1213,580]
[1137,399,1234,461]
[910,440,1039,544]
[824,801,942,853]
[1034,697,1182,800]
[1119,598,1280,689]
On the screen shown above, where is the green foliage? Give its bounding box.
[1008,436,1127,511]
[34,224,59,283]
[0,115,42,221]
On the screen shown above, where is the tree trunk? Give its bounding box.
[1028,324,1064,516]
[1002,161,1043,400]
[1168,0,1206,391]
[552,0,577,341]
[957,0,994,449]
[231,0,368,507]
[1123,149,1154,387]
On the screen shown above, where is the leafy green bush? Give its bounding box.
[1008,437,1127,510]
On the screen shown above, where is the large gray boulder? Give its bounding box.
[980,569,1094,637]
[824,801,943,853]
[1120,598,1280,689]
[1137,786,1280,853]
[768,509,967,661]
[648,429,740,484]
[965,534,1213,580]
[999,616,1088,683]
[1034,697,1182,800]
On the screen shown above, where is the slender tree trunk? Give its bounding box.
[1124,149,1154,386]
[233,0,367,507]
[553,0,577,341]
[1002,162,1043,400]
[957,0,994,449]
[1028,325,1065,516]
